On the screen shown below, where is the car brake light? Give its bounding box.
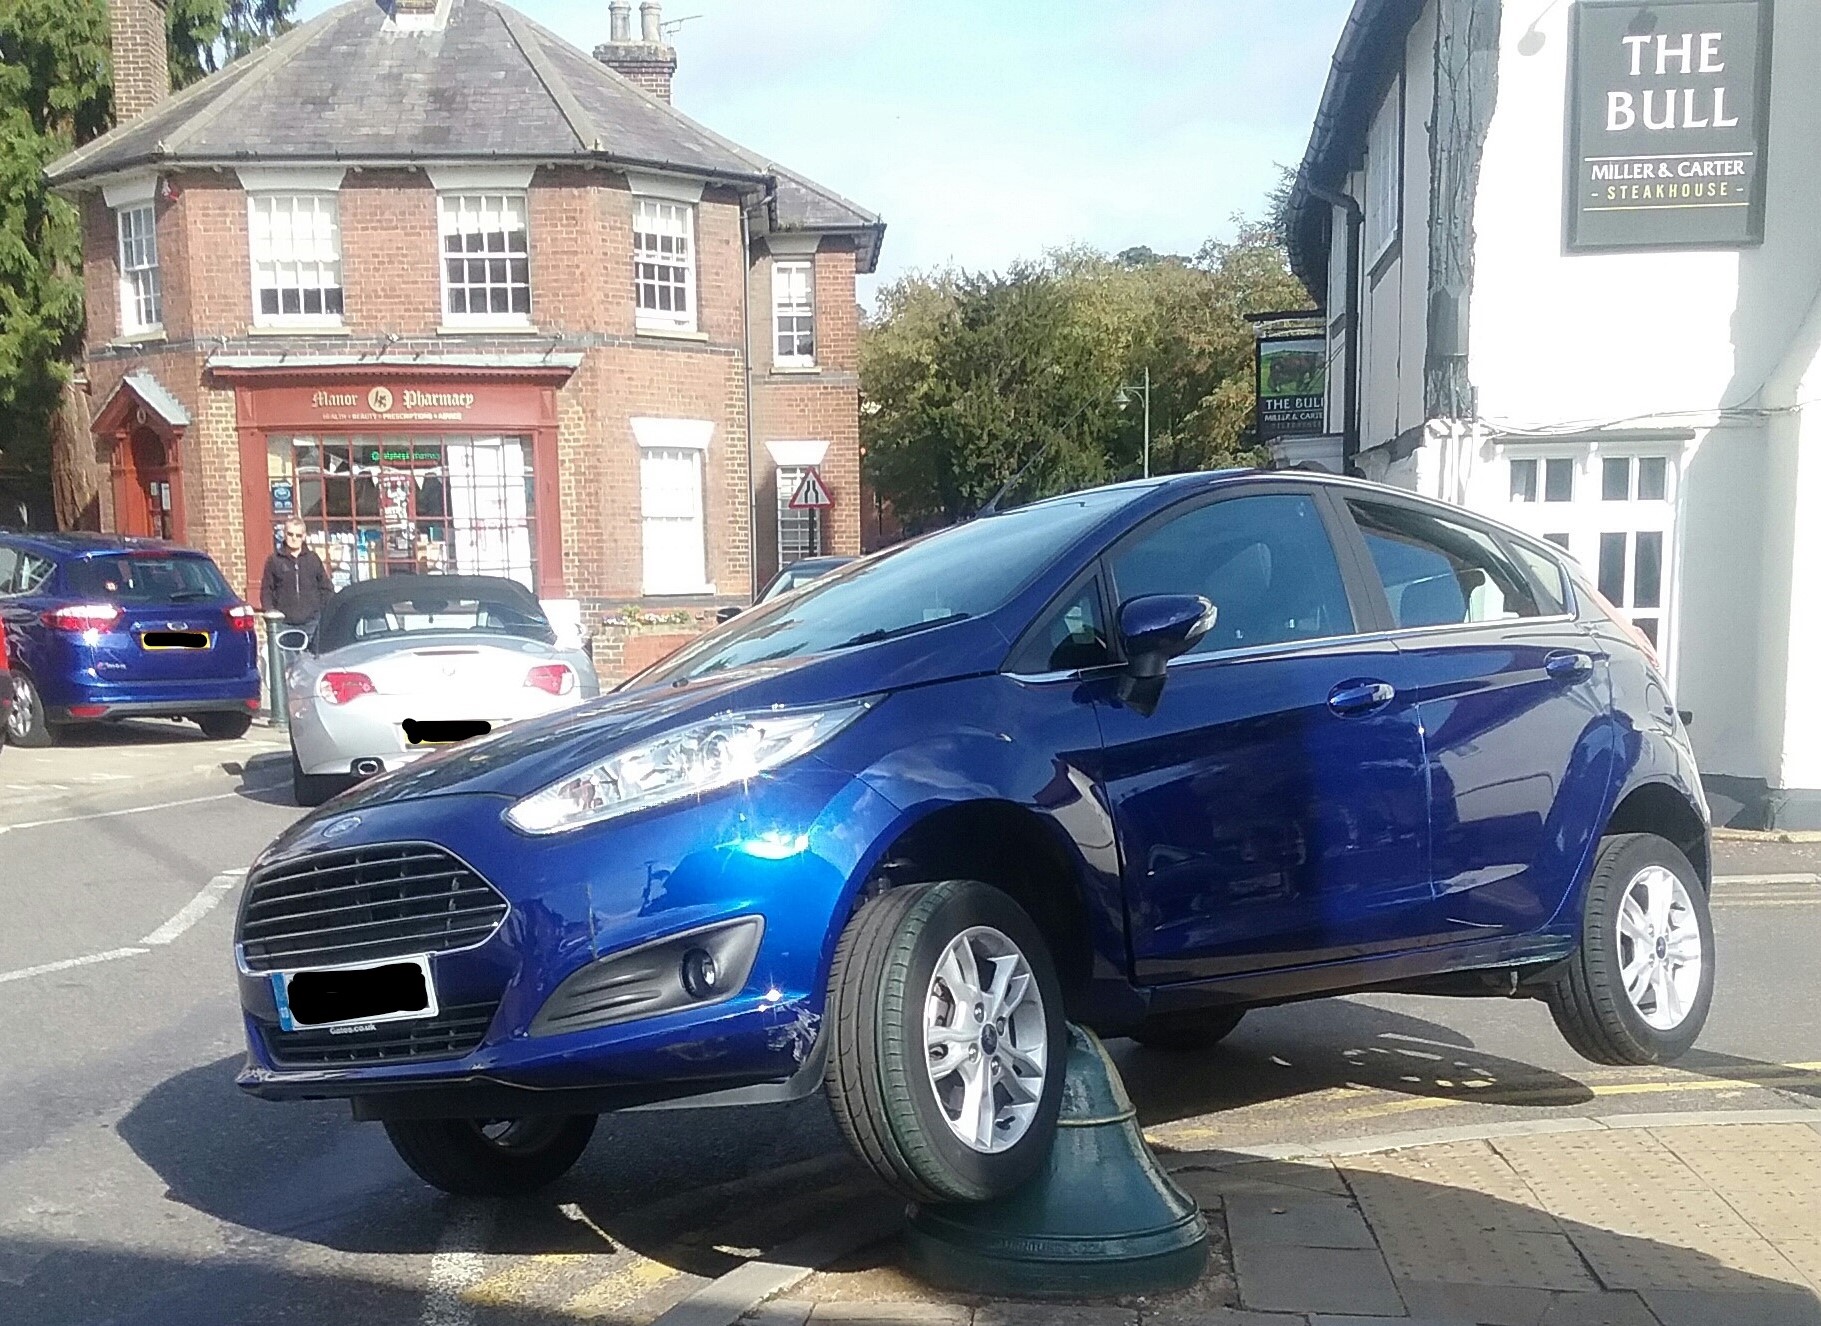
[1586,584,1660,670]
[227,604,259,633]
[0,624,8,671]
[317,671,377,706]
[43,604,124,633]
[525,663,576,697]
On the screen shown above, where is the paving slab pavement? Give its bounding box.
[743,1117,1821,1326]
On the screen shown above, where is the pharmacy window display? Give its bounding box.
[266,435,538,591]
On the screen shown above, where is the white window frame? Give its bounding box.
[1363,73,1403,271]
[772,260,817,369]
[115,203,163,337]
[776,465,824,566]
[633,417,715,596]
[633,197,698,334]
[438,192,533,327]
[246,192,346,329]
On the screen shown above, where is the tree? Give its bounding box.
[0,0,111,526]
[0,0,294,527]
[860,212,1314,529]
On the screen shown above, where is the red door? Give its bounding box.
[118,429,177,540]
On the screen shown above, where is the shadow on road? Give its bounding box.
[231,749,297,808]
[13,1146,1815,1325]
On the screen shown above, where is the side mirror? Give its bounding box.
[1117,594,1216,680]
[276,628,311,652]
[715,606,744,624]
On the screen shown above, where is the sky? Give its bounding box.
[293,0,1355,304]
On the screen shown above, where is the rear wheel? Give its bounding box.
[383,1115,596,1197]
[5,674,53,748]
[1547,832,1714,1066]
[291,748,344,807]
[197,711,254,741]
[1128,1006,1247,1052]
[826,879,1068,1205]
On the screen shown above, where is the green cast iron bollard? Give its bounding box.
[262,612,289,733]
[904,1024,1209,1298]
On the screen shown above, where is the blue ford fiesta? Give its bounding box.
[235,472,1713,1201]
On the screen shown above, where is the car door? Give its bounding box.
[1338,496,1616,940]
[1090,485,1435,985]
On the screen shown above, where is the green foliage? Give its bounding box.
[0,0,110,512]
[861,218,1315,528]
[0,0,293,520]
[167,0,295,88]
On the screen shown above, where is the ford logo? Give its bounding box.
[321,816,362,840]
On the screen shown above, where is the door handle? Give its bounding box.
[1545,651,1594,681]
[1328,679,1396,715]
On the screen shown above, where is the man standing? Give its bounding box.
[260,520,334,643]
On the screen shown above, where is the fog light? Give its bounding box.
[681,948,720,1000]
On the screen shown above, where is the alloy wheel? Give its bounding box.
[471,1117,569,1153]
[7,676,35,743]
[922,924,1049,1154]
[1616,865,1704,1031]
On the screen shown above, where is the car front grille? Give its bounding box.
[258,1001,499,1068]
[237,843,509,974]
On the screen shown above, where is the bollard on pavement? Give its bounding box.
[904,1024,1209,1298]
[261,612,290,732]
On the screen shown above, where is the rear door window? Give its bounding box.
[65,555,231,603]
[1346,500,1546,628]
[1107,492,1356,656]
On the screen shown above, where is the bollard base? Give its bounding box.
[903,1025,1209,1299]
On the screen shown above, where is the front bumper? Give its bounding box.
[235,768,905,1113]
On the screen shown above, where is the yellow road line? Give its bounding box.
[459,1253,599,1309]
[559,1256,680,1319]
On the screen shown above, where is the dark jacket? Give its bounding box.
[260,546,334,625]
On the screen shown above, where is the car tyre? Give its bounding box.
[1128,1006,1247,1052]
[382,1115,596,1197]
[291,748,344,807]
[198,711,254,741]
[825,879,1068,1205]
[6,673,54,748]
[1546,832,1714,1066]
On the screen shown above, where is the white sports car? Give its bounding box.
[282,574,600,806]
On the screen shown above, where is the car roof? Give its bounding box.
[0,531,201,559]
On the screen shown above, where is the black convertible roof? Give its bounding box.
[316,573,547,653]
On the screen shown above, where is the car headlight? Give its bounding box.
[504,700,873,835]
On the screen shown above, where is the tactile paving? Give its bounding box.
[1340,1141,1596,1290]
[1492,1130,1807,1292]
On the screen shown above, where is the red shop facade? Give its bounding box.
[215,365,573,604]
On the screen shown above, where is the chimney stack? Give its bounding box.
[109,0,171,123]
[595,0,679,104]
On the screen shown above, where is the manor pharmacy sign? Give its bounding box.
[1567,0,1772,250]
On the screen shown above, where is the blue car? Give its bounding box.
[234,473,1713,1202]
[0,533,262,746]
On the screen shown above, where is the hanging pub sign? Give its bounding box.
[1567,0,1773,251]
[1255,336,1327,443]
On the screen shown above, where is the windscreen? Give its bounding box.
[65,555,232,604]
[640,490,1134,686]
[317,594,555,653]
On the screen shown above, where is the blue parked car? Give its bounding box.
[234,473,1713,1201]
[0,533,262,746]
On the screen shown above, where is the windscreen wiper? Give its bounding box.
[835,614,969,650]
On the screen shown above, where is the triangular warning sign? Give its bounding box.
[789,467,833,509]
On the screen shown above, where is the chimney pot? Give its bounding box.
[596,0,679,103]
[640,1,663,44]
[609,0,631,44]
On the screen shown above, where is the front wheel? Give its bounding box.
[825,879,1068,1205]
[1547,832,1714,1066]
[383,1115,597,1196]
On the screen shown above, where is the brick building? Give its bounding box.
[50,0,882,678]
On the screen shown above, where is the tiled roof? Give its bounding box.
[48,0,883,266]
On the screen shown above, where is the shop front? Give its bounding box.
[216,365,572,602]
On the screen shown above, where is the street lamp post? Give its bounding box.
[1116,366,1152,478]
